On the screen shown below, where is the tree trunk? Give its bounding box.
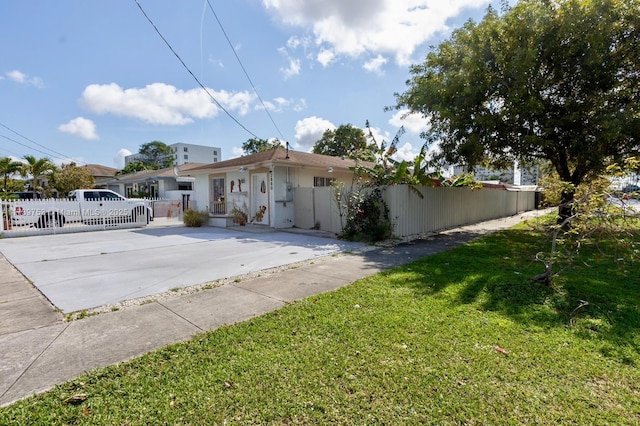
[557,189,574,227]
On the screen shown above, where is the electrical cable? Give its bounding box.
[0,133,66,161]
[205,0,287,142]
[0,145,23,159]
[0,122,86,164]
[133,0,260,139]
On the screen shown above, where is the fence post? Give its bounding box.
[0,201,11,232]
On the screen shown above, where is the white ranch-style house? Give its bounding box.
[181,147,363,229]
[2,148,538,239]
[179,147,538,237]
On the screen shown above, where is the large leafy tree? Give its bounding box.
[139,141,175,169]
[117,161,148,176]
[50,163,95,195]
[392,0,640,221]
[0,157,22,192]
[242,138,282,155]
[20,155,58,195]
[313,124,376,162]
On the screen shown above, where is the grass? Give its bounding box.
[2,215,639,424]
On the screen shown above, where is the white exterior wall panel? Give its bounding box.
[293,188,315,229]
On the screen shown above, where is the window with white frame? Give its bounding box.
[313,177,336,187]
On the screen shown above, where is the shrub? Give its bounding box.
[230,207,248,226]
[183,208,209,227]
[342,188,393,242]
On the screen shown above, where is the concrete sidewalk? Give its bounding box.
[0,209,551,407]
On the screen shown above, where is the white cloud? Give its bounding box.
[317,49,336,67]
[5,70,44,87]
[231,146,244,158]
[261,97,289,112]
[6,70,27,83]
[215,89,255,116]
[114,148,132,169]
[209,55,224,68]
[294,116,336,151]
[364,125,389,149]
[58,117,99,140]
[393,142,419,162]
[366,123,421,161]
[286,35,311,50]
[80,83,255,125]
[389,109,430,134]
[292,98,307,112]
[273,97,290,107]
[278,49,301,79]
[363,55,387,74]
[263,0,490,65]
[260,97,306,113]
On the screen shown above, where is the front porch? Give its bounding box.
[208,200,234,227]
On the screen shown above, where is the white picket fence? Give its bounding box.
[295,185,537,239]
[0,198,182,238]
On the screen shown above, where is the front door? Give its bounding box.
[251,173,269,225]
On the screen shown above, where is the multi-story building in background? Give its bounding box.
[125,143,221,166]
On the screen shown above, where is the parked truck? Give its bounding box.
[5,189,153,229]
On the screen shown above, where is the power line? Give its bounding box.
[133,0,260,139]
[0,122,84,164]
[205,0,287,142]
[0,145,23,159]
[0,133,69,162]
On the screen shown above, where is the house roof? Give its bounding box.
[184,147,371,174]
[81,164,118,177]
[103,163,206,184]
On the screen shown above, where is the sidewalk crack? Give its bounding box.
[156,301,203,332]
[0,322,70,402]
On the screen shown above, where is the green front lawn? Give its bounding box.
[2,215,639,424]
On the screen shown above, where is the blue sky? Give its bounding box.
[1,0,506,169]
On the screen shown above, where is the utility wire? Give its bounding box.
[0,133,72,163]
[0,122,84,164]
[205,0,287,142]
[133,0,260,139]
[0,145,23,159]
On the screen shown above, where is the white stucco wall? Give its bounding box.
[189,165,357,228]
[192,174,211,213]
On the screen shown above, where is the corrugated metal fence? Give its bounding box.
[296,185,537,239]
[384,186,535,240]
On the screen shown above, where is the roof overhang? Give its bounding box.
[176,176,196,183]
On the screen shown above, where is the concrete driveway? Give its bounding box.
[0,224,366,313]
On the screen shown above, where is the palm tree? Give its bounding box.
[0,157,22,192]
[21,155,58,195]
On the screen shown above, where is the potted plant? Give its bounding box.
[230,206,248,226]
[251,205,267,223]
